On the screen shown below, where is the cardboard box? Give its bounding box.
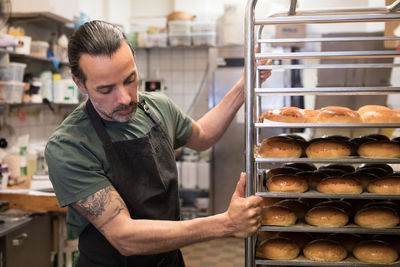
[274,24,306,48]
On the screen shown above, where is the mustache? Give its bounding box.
[112,101,137,113]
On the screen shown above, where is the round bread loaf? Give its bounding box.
[319,163,355,173]
[357,104,391,114]
[317,106,362,123]
[358,141,400,158]
[297,171,328,189]
[300,109,320,123]
[353,240,398,264]
[328,233,362,252]
[260,107,305,123]
[274,199,309,219]
[303,239,347,262]
[359,110,398,123]
[277,232,313,248]
[367,176,400,194]
[306,140,352,158]
[358,163,393,174]
[354,206,400,228]
[315,200,354,217]
[259,136,303,158]
[317,177,362,194]
[305,206,349,227]
[256,237,300,260]
[267,174,308,193]
[343,172,378,190]
[261,206,297,226]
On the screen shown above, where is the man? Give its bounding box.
[45,20,271,266]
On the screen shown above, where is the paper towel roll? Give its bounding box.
[197,162,210,190]
[181,162,197,189]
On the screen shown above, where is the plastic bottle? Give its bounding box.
[52,73,64,103]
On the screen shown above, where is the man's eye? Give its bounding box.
[125,79,135,85]
[99,88,112,94]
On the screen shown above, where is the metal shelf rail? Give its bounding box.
[244,1,400,266]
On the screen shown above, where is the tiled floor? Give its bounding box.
[181,237,245,267]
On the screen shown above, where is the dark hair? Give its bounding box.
[68,20,135,85]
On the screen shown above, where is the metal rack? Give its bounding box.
[244,1,400,266]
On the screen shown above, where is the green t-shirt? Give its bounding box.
[45,92,192,238]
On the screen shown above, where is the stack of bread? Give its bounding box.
[260,105,400,124]
[258,134,400,159]
[264,162,400,195]
[257,197,400,264]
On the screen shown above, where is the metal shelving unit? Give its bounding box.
[245,1,400,266]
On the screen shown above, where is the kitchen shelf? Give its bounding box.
[256,191,400,200]
[10,12,74,33]
[255,122,400,128]
[255,256,400,266]
[258,36,400,44]
[255,87,400,95]
[254,157,400,163]
[259,224,400,235]
[255,50,400,60]
[0,48,69,66]
[258,63,400,70]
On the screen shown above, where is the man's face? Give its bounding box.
[77,42,139,122]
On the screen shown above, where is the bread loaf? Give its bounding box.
[317,177,362,194]
[259,136,303,158]
[273,199,309,219]
[305,206,349,227]
[297,171,328,190]
[306,140,352,158]
[316,106,362,123]
[260,107,305,123]
[358,141,400,158]
[353,240,398,264]
[367,176,400,194]
[261,206,297,226]
[303,239,347,262]
[267,174,308,193]
[354,206,400,228]
[256,237,300,260]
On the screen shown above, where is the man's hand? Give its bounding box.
[224,172,263,238]
[255,46,272,84]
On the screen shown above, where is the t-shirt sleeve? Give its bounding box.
[164,96,192,149]
[45,136,111,207]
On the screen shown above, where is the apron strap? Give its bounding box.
[85,99,113,146]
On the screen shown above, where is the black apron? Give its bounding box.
[75,98,185,267]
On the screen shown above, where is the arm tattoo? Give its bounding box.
[73,186,128,229]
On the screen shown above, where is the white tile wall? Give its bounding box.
[3,48,212,145]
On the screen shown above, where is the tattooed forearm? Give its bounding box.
[73,185,128,230]
[75,186,112,218]
[98,197,127,229]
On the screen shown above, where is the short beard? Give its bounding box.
[89,97,138,122]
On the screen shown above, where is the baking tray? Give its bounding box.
[255,256,400,266]
[255,191,400,200]
[255,122,400,128]
[259,223,400,235]
[255,157,400,164]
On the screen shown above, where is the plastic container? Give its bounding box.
[147,33,167,47]
[0,81,25,103]
[192,32,216,46]
[168,20,192,34]
[0,62,27,82]
[168,33,191,46]
[192,21,216,33]
[30,41,49,58]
